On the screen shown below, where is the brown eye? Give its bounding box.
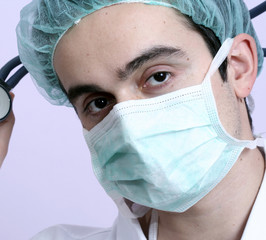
[145,72,171,86]
[94,98,108,109]
[85,97,109,113]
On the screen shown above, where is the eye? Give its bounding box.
[144,72,171,87]
[84,97,112,114]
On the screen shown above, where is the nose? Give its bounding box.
[115,87,144,104]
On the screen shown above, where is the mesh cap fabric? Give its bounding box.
[16,0,264,106]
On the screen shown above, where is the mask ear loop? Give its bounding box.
[205,38,234,79]
[148,210,158,240]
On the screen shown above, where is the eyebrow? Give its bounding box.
[117,46,187,80]
[67,45,187,103]
[67,84,105,104]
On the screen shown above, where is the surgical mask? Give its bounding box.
[83,38,264,213]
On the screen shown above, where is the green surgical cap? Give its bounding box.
[16,0,264,106]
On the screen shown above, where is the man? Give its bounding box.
[1,0,265,239]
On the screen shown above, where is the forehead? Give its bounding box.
[54,3,204,90]
[56,4,190,53]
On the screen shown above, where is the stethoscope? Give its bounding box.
[0,56,28,121]
[0,1,265,122]
[0,56,28,122]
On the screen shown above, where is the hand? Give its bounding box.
[0,93,15,168]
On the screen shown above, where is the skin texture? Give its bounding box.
[44,3,266,240]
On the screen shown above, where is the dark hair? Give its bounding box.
[182,14,253,129]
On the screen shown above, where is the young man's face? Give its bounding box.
[54,3,243,138]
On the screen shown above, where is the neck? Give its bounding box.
[141,148,265,240]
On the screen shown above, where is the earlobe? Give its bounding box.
[228,34,258,98]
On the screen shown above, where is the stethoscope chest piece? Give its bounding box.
[0,83,12,121]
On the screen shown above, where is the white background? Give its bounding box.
[0,1,265,239]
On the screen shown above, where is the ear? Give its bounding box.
[227,33,258,98]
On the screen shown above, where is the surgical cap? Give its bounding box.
[16,0,264,106]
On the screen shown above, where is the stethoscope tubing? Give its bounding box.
[250,1,266,19]
[250,1,266,56]
[0,56,28,91]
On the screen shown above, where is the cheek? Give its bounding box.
[184,43,214,85]
[181,59,211,88]
[211,73,241,138]
[79,115,94,131]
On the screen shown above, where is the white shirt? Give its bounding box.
[31,170,266,240]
